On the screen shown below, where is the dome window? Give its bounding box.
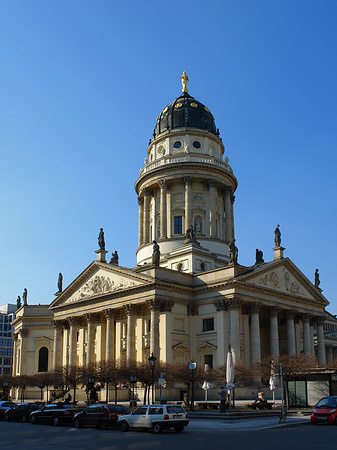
[174,103,183,109]
[190,102,198,108]
[193,141,201,149]
[173,141,182,149]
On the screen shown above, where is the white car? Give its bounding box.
[118,404,189,433]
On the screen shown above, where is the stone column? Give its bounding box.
[147,300,161,358]
[161,300,175,362]
[310,320,315,355]
[104,309,115,361]
[142,187,150,244]
[228,299,240,365]
[184,176,192,231]
[53,321,63,369]
[250,304,262,365]
[303,314,311,355]
[85,313,95,365]
[188,304,198,362]
[316,316,326,366]
[159,179,168,239]
[208,178,217,238]
[327,346,333,362]
[214,300,229,366]
[241,306,250,367]
[295,316,301,354]
[224,188,233,242]
[287,310,296,355]
[138,196,144,247]
[19,329,28,374]
[270,307,280,357]
[124,304,136,361]
[67,317,77,367]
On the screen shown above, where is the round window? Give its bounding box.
[193,141,201,149]
[173,141,182,149]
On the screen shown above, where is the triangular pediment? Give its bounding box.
[238,259,328,305]
[197,342,217,351]
[50,262,154,309]
[172,342,189,350]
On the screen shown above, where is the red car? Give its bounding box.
[311,396,337,424]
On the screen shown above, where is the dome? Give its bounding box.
[153,91,219,138]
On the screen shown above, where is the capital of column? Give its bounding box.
[146,299,162,312]
[213,299,228,312]
[53,320,63,329]
[137,196,144,205]
[227,298,240,310]
[303,313,312,323]
[269,306,280,317]
[124,304,136,315]
[207,178,217,188]
[84,313,96,324]
[20,328,29,337]
[187,304,199,316]
[286,310,295,320]
[160,300,175,312]
[142,187,151,196]
[184,176,193,186]
[249,302,262,314]
[158,179,168,190]
[103,308,116,320]
[316,316,326,326]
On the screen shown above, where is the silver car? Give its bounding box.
[118,404,189,433]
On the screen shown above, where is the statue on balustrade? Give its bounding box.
[274,224,281,247]
[228,239,238,264]
[16,296,21,310]
[58,273,63,293]
[110,251,119,266]
[152,240,160,266]
[98,228,105,251]
[315,268,320,288]
[255,249,264,264]
[22,288,28,306]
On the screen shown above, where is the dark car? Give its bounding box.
[74,404,128,429]
[30,402,82,426]
[0,401,15,419]
[5,403,42,422]
[311,396,337,425]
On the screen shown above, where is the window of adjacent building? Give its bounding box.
[204,354,213,369]
[0,349,2,355]
[5,339,11,346]
[4,348,11,356]
[174,216,182,234]
[174,318,185,332]
[38,347,48,372]
[203,318,214,332]
[3,368,10,374]
[4,358,11,365]
[0,339,2,346]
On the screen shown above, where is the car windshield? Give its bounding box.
[315,397,337,408]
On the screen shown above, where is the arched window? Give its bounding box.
[38,347,48,372]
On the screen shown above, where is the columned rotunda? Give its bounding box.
[12,74,335,392]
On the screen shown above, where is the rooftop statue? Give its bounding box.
[98,228,105,251]
[58,273,63,293]
[315,268,320,288]
[22,288,28,306]
[16,296,21,309]
[255,249,264,264]
[180,71,189,93]
[228,239,238,265]
[152,240,160,267]
[274,224,281,247]
[110,251,119,266]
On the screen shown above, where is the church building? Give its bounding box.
[12,74,334,393]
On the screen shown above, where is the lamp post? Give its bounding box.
[148,352,157,404]
[130,374,137,407]
[3,381,9,401]
[189,362,197,412]
[88,376,95,405]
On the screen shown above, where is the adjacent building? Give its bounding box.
[0,304,16,375]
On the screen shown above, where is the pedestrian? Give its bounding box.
[51,391,56,402]
[218,386,227,412]
[65,393,72,403]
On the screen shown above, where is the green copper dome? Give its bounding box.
[153,91,219,138]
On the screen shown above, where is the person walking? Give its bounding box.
[218,386,227,412]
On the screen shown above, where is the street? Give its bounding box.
[0,420,333,450]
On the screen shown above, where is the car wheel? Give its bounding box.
[153,423,162,434]
[74,419,82,428]
[120,421,129,432]
[22,415,27,423]
[175,426,184,432]
[53,417,60,426]
[31,415,36,424]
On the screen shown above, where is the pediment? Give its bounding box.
[172,342,189,350]
[50,262,154,308]
[239,259,328,304]
[197,342,217,351]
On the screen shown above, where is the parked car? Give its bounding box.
[5,403,42,422]
[0,401,15,419]
[118,404,189,433]
[30,402,82,426]
[74,404,128,429]
[311,396,337,425]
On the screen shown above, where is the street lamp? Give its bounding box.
[88,376,95,405]
[3,381,9,401]
[130,374,137,406]
[148,352,157,404]
[189,362,197,412]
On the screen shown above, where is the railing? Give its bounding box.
[139,154,233,176]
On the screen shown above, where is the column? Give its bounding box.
[67,317,77,367]
[295,316,301,354]
[287,310,296,355]
[104,309,115,361]
[161,300,175,362]
[53,321,63,369]
[327,346,333,362]
[62,323,69,366]
[208,178,217,238]
[316,317,326,366]
[159,179,168,239]
[188,304,198,362]
[228,299,240,365]
[310,320,315,355]
[124,304,136,361]
[85,313,95,365]
[303,314,311,355]
[250,304,261,365]
[242,306,250,367]
[224,188,233,242]
[270,307,280,357]
[147,300,161,358]
[142,187,150,244]
[138,196,144,247]
[214,300,229,366]
[184,176,192,231]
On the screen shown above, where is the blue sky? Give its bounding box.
[0,0,336,313]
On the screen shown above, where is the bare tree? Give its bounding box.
[31,372,56,402]
[54,366,85,403]
[12,375,33,402]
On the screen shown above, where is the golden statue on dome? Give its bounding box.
[180,71,189,93]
